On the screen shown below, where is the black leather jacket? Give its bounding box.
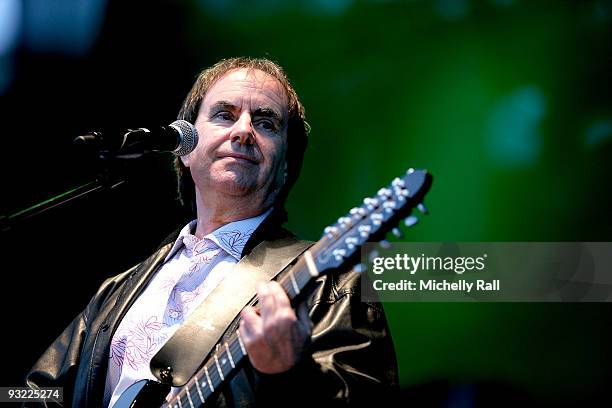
[25,211,398,407]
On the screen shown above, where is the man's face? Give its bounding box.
[182,68,289,203]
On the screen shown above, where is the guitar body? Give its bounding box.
[114,380,170,408]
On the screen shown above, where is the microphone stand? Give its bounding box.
[0,147,129,233]
[1,125,183,233]
[1,178,125,233]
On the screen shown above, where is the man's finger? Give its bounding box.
[258,282,277,322]
[240,306,263,342]
[267,281,291,309]
[267,282,297,333]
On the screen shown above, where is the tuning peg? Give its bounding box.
[370,213,383,226]
[324,226,339,239]
[391,177,406,188]
[383,200,396,211]
[392,227,404,238]
[417,203,429,214]
[404,215,419,227]
[332,248,347,261]
[358,224,372,238]
[337,216,352,228]
[349,207,367,219]
[363,197,379,210]
[354,263,367,274]
[344,237,359,250]
[380,240,392,249]
[377,188,392,199]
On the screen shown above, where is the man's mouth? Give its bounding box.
[216,152,259,164]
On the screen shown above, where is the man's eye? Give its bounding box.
[215,112,233,121]
[258,120,276,131]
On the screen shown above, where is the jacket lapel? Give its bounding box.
[80,242,174,407]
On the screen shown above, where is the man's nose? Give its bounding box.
[230,112,255,146]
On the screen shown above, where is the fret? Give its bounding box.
[218,349,230,374]
[193,375,205,404]
[214,354,225,380]
[204,365,214,392]
[197,371,213,399]
[229,339,245,365]
[186,387,195,408]
[303,250,319,277]
[280,277,295,298]
[172,338,247,408]
[230,336,244,356]
[295,264,312,290]
[289,270,300,295]
[208,360,222,387]
[225,342,236,368]
[236,330,247,355]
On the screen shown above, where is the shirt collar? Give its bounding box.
[164,208,273,263]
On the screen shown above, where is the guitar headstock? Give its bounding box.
[314,168,433,272]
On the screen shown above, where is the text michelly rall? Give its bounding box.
[372,279,500,292]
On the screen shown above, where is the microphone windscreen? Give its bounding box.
[170,120,198,156]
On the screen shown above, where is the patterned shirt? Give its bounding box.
[104,210,271,407]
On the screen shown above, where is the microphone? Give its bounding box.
[74,120,199,158]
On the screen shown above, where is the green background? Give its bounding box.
[180,1,612,404]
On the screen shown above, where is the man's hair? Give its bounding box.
[175,57,309,222]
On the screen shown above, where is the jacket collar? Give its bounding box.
[156,206,293,261]
[163,208,272,262]
[241,206,296,257]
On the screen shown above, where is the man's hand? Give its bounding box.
[239,281,313,374]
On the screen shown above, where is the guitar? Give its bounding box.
[115,168,433,408]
